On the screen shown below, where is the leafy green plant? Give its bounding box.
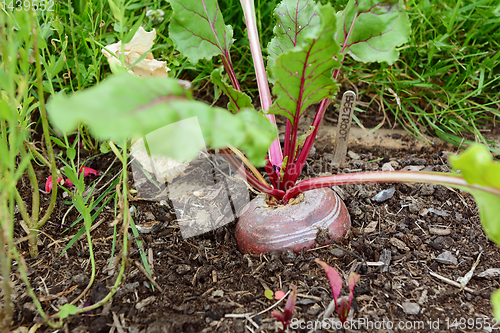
[0,7,60,330]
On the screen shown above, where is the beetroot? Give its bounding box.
[236,188,350,254]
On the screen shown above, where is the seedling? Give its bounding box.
[271,285,297,331]
[315,258,360,323]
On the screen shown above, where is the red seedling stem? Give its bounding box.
[283,171,500,202]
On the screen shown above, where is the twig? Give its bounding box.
[134,260,163,293]
[112,311,126,333]
[427,269,477,294]
[252,290,291,317]
[245,314,259,329]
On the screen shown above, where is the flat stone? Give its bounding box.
[428,208,449,217]
[478,268,500,280]
[71,274,89,287]
[330,248,345,258]
[402,302,420,315]
[347,151,360,160]
[382,162,395,171]
[371,187,396,202]
[432,251,457,265]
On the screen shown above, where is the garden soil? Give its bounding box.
[11,119,500,333]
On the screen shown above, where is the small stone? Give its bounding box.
[420,184,435,196]
[402,302,420,315]
[296,298,317,306]
[403,165,425,172]
[434,236,454,249]
[351,206,363,216]
[419,208,429,216]
[300,263,310,272]
[408,203,420,213]
[371,187,396,203]
[428,208,449,217]
[410,157,427,165]
[123,282,140,293]
[347,151,360,160]
[176,264,192,275]
[72,274,89,287]
[307,303,322,316]
[382,162,395,171]
[330,248,345,258]
[432,251,457,265]
[478,268,500,280]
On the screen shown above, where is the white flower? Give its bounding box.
[102,27,170,77]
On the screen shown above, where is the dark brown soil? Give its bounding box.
[10,125,500,333]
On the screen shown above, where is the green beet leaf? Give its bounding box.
[268,3,340,123]
[493,289,500,320]
[449,145,500,244]
[46,73,275,166]
[336,0,411,65]
[211,67,253,113]
[267,0,319,80]
[166,0,234,65]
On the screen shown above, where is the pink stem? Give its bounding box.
[239,0,283,170]
[264,157,278,189]
[221,149,285,199]
[220,55,241,92]
[283,171,500,202]
[288,98,330,185]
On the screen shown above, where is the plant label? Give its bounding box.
[333,91,356,166]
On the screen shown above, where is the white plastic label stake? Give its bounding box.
[333,91,356,166]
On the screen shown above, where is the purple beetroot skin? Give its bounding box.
[236,188,350,254]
